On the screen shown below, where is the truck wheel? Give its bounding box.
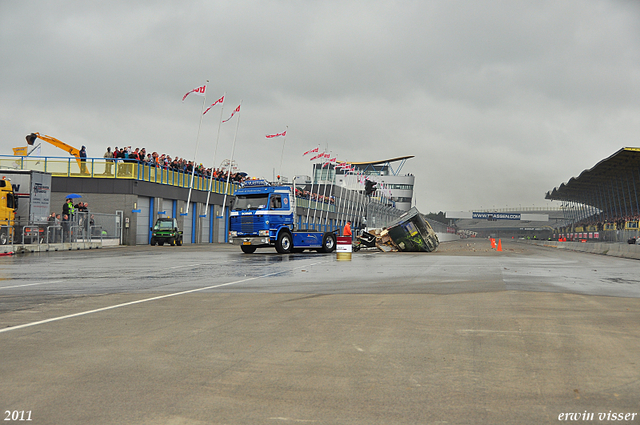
[150,237,156,246]
[320,233,336,253]
[169,237,176,246]
[0,231,8,245]
[241,245,256,254]
[177,237,183,246]
[275,232,292,254]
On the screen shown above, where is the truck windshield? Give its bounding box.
[233,194,269,211]
[155,220,174,229]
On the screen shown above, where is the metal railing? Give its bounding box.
[472,206,563,212]
[0,212,121,249]
[0,156,241,196]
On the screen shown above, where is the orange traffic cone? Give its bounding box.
[497,239,502,252]
[490,238,496,249]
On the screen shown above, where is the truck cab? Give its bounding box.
[229,180,336,254]
[0,179,16,244]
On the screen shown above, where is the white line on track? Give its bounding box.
[0,280,63,290]
[169,263,201,269]
[0,258,331,334]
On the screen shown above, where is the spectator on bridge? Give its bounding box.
[103,147,114,175]
[79,146,88,174]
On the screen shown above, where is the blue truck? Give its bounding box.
[229,180,337,254]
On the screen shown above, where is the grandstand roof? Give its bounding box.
[342,155,415,176]
[545,147,640,204]
[348,155,414,166]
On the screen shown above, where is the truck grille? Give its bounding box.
[241,215,257,233]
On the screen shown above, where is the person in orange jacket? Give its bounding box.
[344,221,352,237]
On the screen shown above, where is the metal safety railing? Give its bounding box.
[0,156,241,196]
[0,213,119,250]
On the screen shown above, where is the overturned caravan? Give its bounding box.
[383,207,439,252]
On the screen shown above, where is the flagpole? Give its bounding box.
[314,155,330,230]
[304,146,319,229]
[345,171,355,226]
[185,80,209,215]
[318,157,331,229]
[221,100,242,228]
[350,172,360,225]
[278,125,288,182]
[204,92,226,216]
[305,163,314,229]
[337,171,349,231]
[312,145,329,230]
[357,172,366,230]
[323,163,337,229]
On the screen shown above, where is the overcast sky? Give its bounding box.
[2,0,639,213]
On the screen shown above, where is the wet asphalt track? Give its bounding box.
[0,240,639,424]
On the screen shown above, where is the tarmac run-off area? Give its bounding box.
[0,240,638,424]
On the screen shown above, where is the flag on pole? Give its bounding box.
[203,95,225,114]
[266,130,287,138]
[310,152,324,161]
[303,147,319,156]
[223,104,241,123]
[13,147,28,156]
[182,84,207,102]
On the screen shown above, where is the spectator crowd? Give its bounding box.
[47,199,95,243]
[103,146,246,184]
[103,146,335,204]
[294,188,336,205]
[558,214,640,233]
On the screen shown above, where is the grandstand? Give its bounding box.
[546,147,640,242]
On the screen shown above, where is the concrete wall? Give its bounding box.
[523,240,640,261]
[436,232,460,242]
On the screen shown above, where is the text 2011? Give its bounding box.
[4,411,32,421]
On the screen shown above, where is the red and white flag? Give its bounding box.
[303,147,319,156]
[310,152,324,161]
[266,130,287,138]
[182,84,207,102]
[323,152,330,159]
[203,95,225,115]
[223,104,241,123]
[328,157,336,163]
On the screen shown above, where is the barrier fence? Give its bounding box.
[0,212,122,248]
[555,222,640,243]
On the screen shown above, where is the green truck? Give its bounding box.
[150,217,183,246]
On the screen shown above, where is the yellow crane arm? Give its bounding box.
[26,133,81,159]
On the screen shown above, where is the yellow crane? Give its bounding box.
[26,132,84,171]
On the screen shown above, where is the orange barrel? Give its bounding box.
[336,236,352,261]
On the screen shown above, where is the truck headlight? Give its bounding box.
[258,230,269,236]
[229,231,238,237]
